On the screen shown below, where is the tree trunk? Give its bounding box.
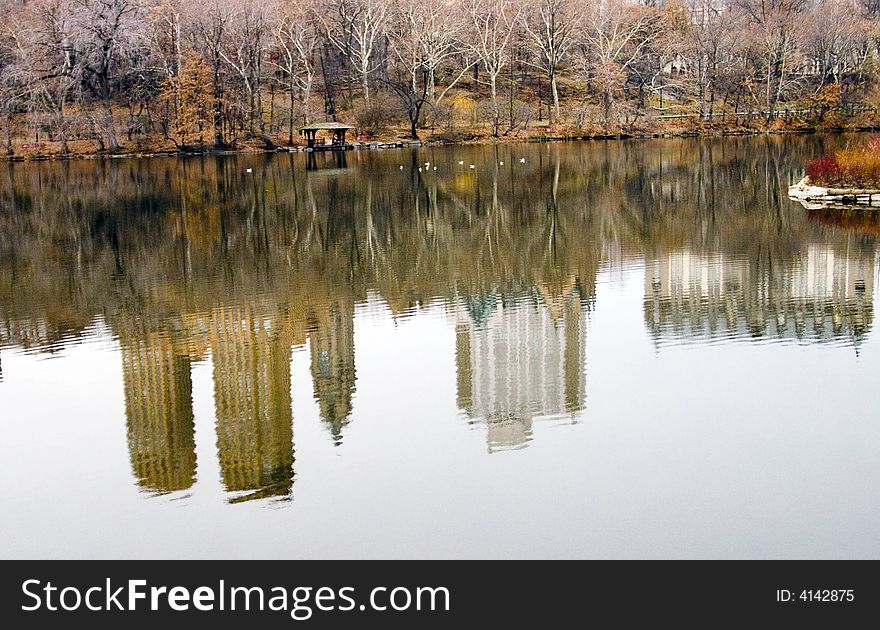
[775,52,787,116]
[3,107,13,156]
[288,84,295,145]
[320,51,336,118]
[213,64,225,147]
[428,67,436,105]
[58,106,69,155]
[603,90,612,125]
[490,74,499,137]
[269,82,276,136]
[302,79,312,125]
[101,97,119,151]
[362,69,370,105]
[550,71,560,123]
[508,69,514,133]
[94,122,106,152]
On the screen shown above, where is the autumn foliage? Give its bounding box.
[806,155,840,183]
[161,53,213,148]
[806,138,880,188]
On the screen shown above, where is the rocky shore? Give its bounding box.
[788,176,880,209]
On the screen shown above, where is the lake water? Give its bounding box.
[1,135,879,559]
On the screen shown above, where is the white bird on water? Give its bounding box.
[245,168,252,173]
[425,161,430,167]
[520,157,526,163]
[458,160,464,165]
[418,167,423,172]
[399,165,404,170]
[469,164,475,169]
[433,166,437,171]
[499,161,504,166]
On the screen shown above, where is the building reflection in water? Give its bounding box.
[210,305,295,503]
[118,320,196,494]
[645,245,875,346]
[452,284,588,452]
[107,295,361,502]
[308,299,356,445]
[3,136,879,502]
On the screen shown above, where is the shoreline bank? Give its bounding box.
[789,176,880,209]
[3,125,878,164]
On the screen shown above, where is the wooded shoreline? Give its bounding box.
[3,124,878,164]
[4,0,880,165]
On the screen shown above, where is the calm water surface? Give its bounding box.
[1,136,878,558]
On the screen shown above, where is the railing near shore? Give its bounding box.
[656,104,877,121]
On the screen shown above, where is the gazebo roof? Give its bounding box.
[298,121,355,132]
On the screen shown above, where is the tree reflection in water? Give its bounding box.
[0,135,876,499]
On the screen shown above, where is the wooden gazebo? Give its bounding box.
[298,122,355,150]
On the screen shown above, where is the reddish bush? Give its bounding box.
[806,155,840,185]
[806,138,880,188]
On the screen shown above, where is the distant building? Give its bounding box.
[451,286,588,452]
[210,305,294,502]
[119,325,196,493]
[662,54,687,76]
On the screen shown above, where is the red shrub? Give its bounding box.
[806,155,840,185]
[806,136,880,187]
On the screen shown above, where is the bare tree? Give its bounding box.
[71,0,141,151]
[735,0,808,119]
[521,0,581,123]
[682,0,746,119]
[399,0,468,107]
[579,0,663,124]
[384,2,428,138]
[320,0,388,105]
[150,0,185,79]
[465,0,522,136]
[272,0,320,141]
[218,1,272,144]
[25,0,86,154]
[804,0,864,87]
[190,0,234,146]
[384,0,470,138]
[0,7,26,155]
